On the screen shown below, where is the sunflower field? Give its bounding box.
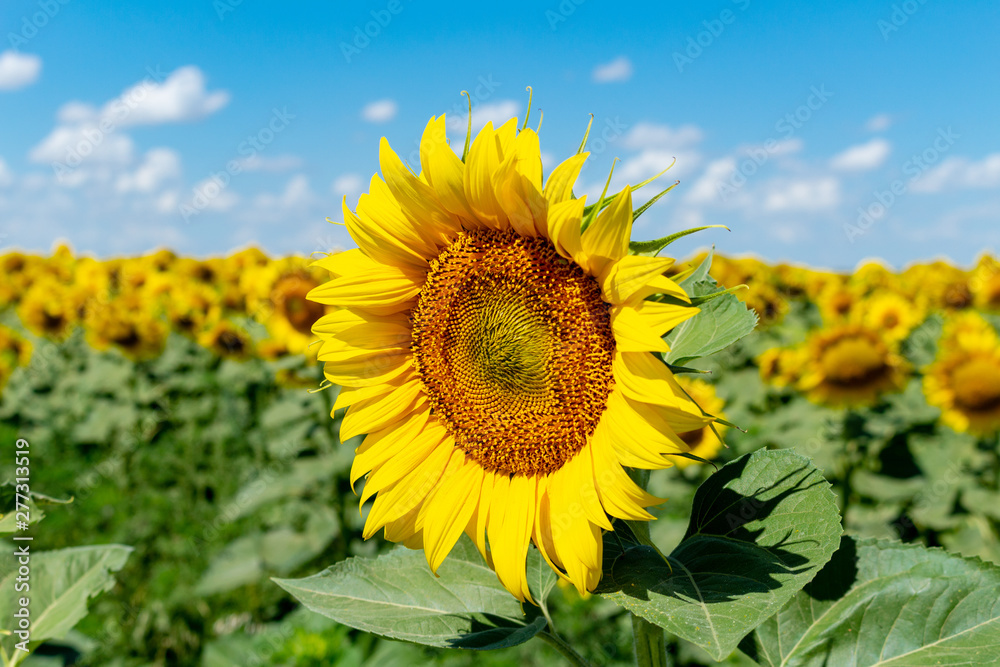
[3,237,1000,666]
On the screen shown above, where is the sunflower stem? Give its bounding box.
[631,613,671,667]
[537,630,593,667]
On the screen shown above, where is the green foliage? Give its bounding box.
[742,536,1000,666]
[597,450,842,661]
[275,535,554,650]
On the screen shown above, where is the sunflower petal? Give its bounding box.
[599,255,675,305]
[544,152,589,205]
[422,453,484,573]
[581,185,632,275]
[340,378,426,441]
[611,305,670,352]
[420,115,476,220]
[379,137,461,242]
[489,474,536,603]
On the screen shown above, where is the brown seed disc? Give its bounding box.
[411,229,615,476]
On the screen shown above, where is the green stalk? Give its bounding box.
[632,614,671,667]
[537,631,593,667]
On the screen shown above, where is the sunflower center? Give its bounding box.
[821,336,889,387]
[951,359,1000,412]
[411,229,615,476]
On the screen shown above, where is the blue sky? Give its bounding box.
[1,0,998,270]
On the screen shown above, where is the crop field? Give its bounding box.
[2,246,999,666]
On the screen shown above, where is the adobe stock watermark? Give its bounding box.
[878,0,929,41]
[545,0,586,30]
[844,126,958,243]
[673,0,751,73]
[179,107,294,222]
[52,65,168,182]
[718,85,833,201]
[7,0,72,49]
[213,0,242,20]
[340,0,405,63]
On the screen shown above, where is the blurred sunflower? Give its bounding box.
[971,254,1000,312]
[924,313,1000,436]
[673,377,727,468]
[816,280,861,324]
[198,320,253,360]
[0,325,32,392]
[741,281,788,327]
[309,114,715,599]
[17,278,86,340]
[758,346,806,388]
[797,323,908,407]
[244,258,327,355]
[85,293,167,361]
[857,291,924,343]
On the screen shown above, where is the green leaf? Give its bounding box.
[665,252,757,366]
[596,449,842,661]
[274,535,548,650]
[0,545,132,656]
[629,225,728,257]
[741,536,1000,666]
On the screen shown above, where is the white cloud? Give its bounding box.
[29,124,135,171]
[254,174,316,209]
[865,113,893,132]
[0,158,12,188]
[447,100,521,134]
[0,51,41,91]
[332,173,363,197]
[912,154,1000,193]
[592,56,633,83]
[685,158,736,205]
[106,66,229,126]
[621,122,703,150]
[116,148,181,193]
[763,177,840,212]
[361,99,398,123]
[190,177,240,212]
[238,154,302,172]
[830,138,891,171]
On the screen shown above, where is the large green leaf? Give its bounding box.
[597,449,841,661]
[741,536,1000,666]
[665,252,758,366]
[274,535,552,650]
[0,545,132,656]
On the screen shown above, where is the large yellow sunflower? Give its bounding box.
[924,313,1000,436]
[308,115,715,600]
[796,323,908,407]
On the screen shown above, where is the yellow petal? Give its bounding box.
[333,372,414,412]
[364,440,452,538]
[628,274,691,304]
[343,196,430,270]
[633,299,699,338]
[589,414,667,521]
[551,451,612,531]
[420,115,476,220]
[489,474,536,603]
[546,198,586,263]
[532,478,568,579]
[311,248,372,278]
[463,122,507,229]
[548,489,603,595]
[467,471,496,562]
[493,132,547,238]
[581,185,632,275]
[599,255,675,305]
[611,305,670,353]
[422,453,484,572]
[358,175,442,259]
[351,406,430,488]
[363,418,452,503]
[322,351,412,388]
[307,262,422,315]
[379,137,461,242]
[592,400,676,468]
[340,378,426,441]
[614,351,710,421]
[544,152,589,205]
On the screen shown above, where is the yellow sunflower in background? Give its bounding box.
[244,257,328,355]
[0,324,32,393]
[924,313,1000,436]
[17,278,86,341]
[857,291,924,343]
[308,114,717,599]
[85,293,167,361]
[816,280,859,324]
[971,254,1000,312]
[198,320,254,360]
[796,323,908,407]
[758,346,806,389]
[672,377,727,468]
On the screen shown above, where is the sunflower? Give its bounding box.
[243,257,328,355]
[758,346,806,388]
[924,314,1000,436]
[84,293,167,361]
[0,325,32,392]
[971,254,1000,312]
[17,278,86,340]
[816,280,860,324]
[856,291,924,343]
[672,377,727,467]
[198,320,253,360]
[308,115,716,599]
[796,323,908,407]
